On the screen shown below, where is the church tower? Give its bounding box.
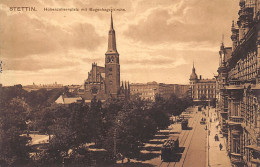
[105,12,120,98]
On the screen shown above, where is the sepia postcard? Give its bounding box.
[1,0,259,167]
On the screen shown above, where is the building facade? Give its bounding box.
[189,64,216,102]
[216,1,260,166]
[130,81,189,101]
[78,13,129,101]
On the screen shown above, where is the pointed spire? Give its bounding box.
[110,11,114,30]
[106,12,118,54]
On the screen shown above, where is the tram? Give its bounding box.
[181,119,188,130]
[161,136,179,161]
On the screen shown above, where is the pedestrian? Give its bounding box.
[219,143,223,151]
[215,134,218,141]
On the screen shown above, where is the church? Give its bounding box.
[78,13,130,102]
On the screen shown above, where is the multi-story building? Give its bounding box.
[130,82,159,101]
[189,64,216,103]
[130,81,189,101]
[78,13,129,101]
[216,1,260,166]
[215,43,232,142]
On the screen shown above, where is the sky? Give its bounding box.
[0,0,240,86]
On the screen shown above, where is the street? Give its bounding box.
[133,106,207,167]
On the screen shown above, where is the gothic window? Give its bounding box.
[109,67,112,71]
[107,57,110,63]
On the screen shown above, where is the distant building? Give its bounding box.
[23,82,63,92]
[130,81,189,101]
[130,82,158,101]
[65,85,82,93]
[79,13,129,101]
[189,63,216,102]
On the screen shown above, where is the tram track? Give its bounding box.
[175,111,201,167]
[171,110,201,167]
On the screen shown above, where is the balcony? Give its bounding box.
[228,116,243,125]
[230,153,244,164]
[226,80,243,90]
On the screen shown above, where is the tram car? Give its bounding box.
[181,119,188,130]
[161,136,179,161]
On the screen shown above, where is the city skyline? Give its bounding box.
[0,0,240,86]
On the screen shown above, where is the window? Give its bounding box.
[109,68,112,71]
[91,87,98,95]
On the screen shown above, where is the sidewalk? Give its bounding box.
[208,108,231,167]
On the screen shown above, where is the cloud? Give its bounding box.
[3,55,80,71]
[124,0,239,45]
[0,8,103,59]
[0,0,241,85]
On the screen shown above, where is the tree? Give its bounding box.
[0,97,31,166]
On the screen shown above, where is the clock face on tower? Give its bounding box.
[111,57,114,62]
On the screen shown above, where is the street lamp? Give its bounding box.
[207,98,210,167]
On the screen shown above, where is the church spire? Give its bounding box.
[110,11,114,30]
[106,11,118,54]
